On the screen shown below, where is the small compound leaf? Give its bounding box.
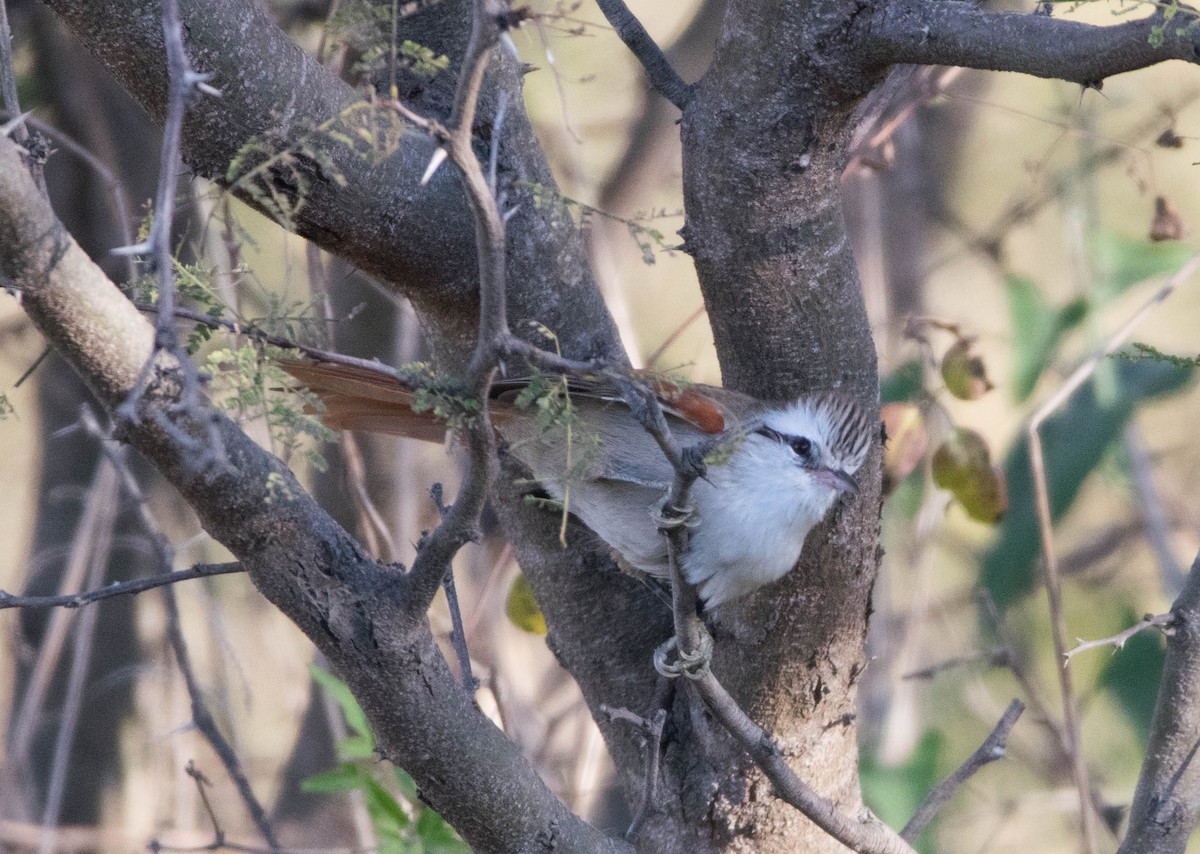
[881,403,928,494]
[301,762,365,794]
[310,664,374,745]
[932,428,1007,523]
[941,339,994,401]
[506,573,547,635]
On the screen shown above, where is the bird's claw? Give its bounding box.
[650,495,697,530]
[653,630,714,680]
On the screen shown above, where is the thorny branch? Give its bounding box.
[77,409,281,851]
[0,561,244,610]
[1027,251,1200,852]
[113,0,222,466]
[390,0,515,617]
[1066,613,1175,664]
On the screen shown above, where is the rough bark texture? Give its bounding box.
[1120,555,1200,853]
[16,0,1200,850]
[41,0,623,367]
[666,0,883,848]
[0,132,628,854]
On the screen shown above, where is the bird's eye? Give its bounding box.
[790,437,812,458]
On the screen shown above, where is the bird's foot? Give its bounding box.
[653,627,714,680]
[650,494,698,530]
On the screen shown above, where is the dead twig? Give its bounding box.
[1027,250,1200,852]
[901,699,1025,841]
[0,561,244,609]
[1065,613,1174,664]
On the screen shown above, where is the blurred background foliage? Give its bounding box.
[1,0,1199,852]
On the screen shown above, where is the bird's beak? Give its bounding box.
[817,467,859,496]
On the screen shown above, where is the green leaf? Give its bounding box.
[932,428,1007,524]
[339,734,376,760]
[982,360,1193,607]
[1007,275,1088,402]
[861,731,944,852]
[506,574,547,635]
[415,809,469,850]
[1098,608,1166,742]
[395,768,420,802]
[881,359,924,404]
[363,776,410,831]
[941,339,994,401]
[301,762,366,794]
[310,664,374,746]
[1089,233,1195,303]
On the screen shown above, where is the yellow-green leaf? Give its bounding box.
[506,574,547,635]
[941,339,994,401]
[932,428,1007,523]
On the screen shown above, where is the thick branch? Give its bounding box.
[0,133,627,854]
[1121,551,1200,853]
[595,0,694,109]
[44,0,623,366]
[856,0,1200,85]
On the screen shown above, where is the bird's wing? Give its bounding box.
[276,358,760,478]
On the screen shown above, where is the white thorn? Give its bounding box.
[500,32,520,60]
[111,240,153,257]
[420,147,448,186]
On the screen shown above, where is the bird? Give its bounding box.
[277,358,873,608]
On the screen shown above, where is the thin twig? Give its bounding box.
[0,562,244,609]
[113,0,223,471]
[1124,424,1187,599]
[36,455,120,854]
[1065,613,1174,664]
[695,670,915,853]
[442,567,477,692]
[75,411,281,851]
[902,647,1009,681]
[389,0,513,616]
[644,304,707,370]
[901,699,1025,842]
[1027,250,1200,852]
[8,457,122,790]
[600,699,669,841]
[0,1,45,194]
[594,0,693,110]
